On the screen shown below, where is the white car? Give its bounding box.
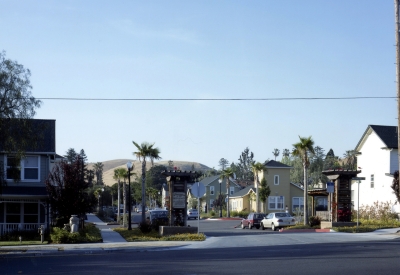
[187,209,198,220]
[260,212,296,231]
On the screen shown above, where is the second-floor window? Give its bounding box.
[230,187,234,195]
[370,174,374,188]
[274,175,279,185]
[210,186,215,195]
[6,156,40,181]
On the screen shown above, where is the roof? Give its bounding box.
[230,185,255,198]
[199,175,220,186]
[356,125,398,150]
[263,160,292,169]
[0,119,56,153]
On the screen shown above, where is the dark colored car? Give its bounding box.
[146,210,169,228]
[241,213,265,229]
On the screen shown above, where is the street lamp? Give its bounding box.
[126,161,133,230]
[218,179,222,218]
[101,188,104,211]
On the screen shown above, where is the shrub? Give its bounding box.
[50,223,102,244]
[309,216,321,227]
[210,211,216,217]
[138,221,152,233]
[357,201,398,222]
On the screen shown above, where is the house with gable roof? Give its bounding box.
[352,125,399,211]
[0,119,57,235]
[254,160,304,213]
[187,175,241,212]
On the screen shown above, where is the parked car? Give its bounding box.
[136,207,148,213]
[260,212,296,231]
[145,210,169,228]
[187,209,198,220]
[241,213,265,229]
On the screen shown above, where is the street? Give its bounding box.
[1,240,400,275]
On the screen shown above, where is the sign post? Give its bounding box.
[327,182,334,222]
[191,182,205,234]
[352,177,365,230]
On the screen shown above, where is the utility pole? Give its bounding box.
[395,0,400,173]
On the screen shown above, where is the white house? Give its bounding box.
[353,125,399,211]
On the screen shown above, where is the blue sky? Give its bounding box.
[1,1,396,168]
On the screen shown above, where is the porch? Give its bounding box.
[0,223,47,235]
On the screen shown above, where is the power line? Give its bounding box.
[34,96,396,101]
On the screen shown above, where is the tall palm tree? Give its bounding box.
[292,136,315,225]
[220,167,235,218]
[251,162,266,212]
[113,167,127,226]
[132,141,161,223]
[272,149,280,161]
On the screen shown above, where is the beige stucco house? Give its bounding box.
[255,160,304,214]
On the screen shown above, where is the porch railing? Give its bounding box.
[0,223,46,235]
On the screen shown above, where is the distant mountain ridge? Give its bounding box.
[88,159,212,186]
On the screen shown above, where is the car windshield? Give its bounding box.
[152,211,168,218]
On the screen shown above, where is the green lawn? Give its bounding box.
[114,228,206,241]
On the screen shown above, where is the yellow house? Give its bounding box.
[229,185,256,212]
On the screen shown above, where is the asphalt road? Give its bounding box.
[2,240,400,275]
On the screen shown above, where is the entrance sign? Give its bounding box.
[173,193,186,208]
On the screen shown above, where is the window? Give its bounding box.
[210,199,214,208]
[315,197,327,211]
[274,175,279,185]
[6,203,21,223]
[6,155,40,181]
[210,186,214,195]
[292,197,304,212]
[269,196,284,210]
[24,203,38,223]
[230,187,234,195]
[370,174,374,188]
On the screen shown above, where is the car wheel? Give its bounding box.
[271,223,276,231]
[241,223,245,229]
[261,223,265,230]
[256,226,260,229]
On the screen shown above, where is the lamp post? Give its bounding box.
[101,188,104,211]
[126,162,133,230]
[218,179,222,218]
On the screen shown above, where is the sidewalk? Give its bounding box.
[86,214,126,243]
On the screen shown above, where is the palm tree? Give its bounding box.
[132,141,161,223]
[272,149,280,161]
[220,167,235,217]
[251,162,266,212]
[113,167,127,226]
[292,136,315,225]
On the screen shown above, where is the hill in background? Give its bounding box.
[88,159,213,186]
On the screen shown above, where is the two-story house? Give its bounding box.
[352,125,399,211]
[0,119,56,235]
[194,175,241,212]
[254,160,304,214]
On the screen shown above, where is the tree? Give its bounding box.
[236,147,255,181]
[281,148,291,166]
[93,162,104,185]
[292,136,315,225]
[324,149,340,170]
[391,171,400,203]
[113,167,127,225]
[64,148,77,164]
[132,141,161,223]
[220,167,235,218]
[218,158,229,170]
[45,155,96,226]
[145,164,168,191]
[251,162,266,212]
[309,146,328,188]
[259,177,271,213]
[343,150,358,170]
[272,149,280,161]
[0,51,42,186]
